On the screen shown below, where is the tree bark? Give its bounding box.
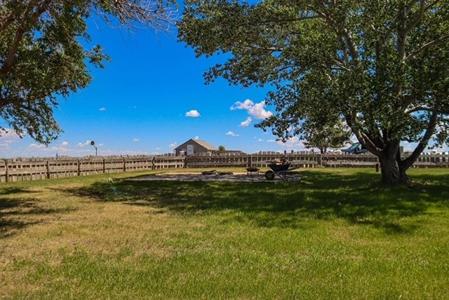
[377,141,410,185]
[379,156,409,185]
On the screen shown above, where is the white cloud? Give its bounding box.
[78,140,92,147]
[231,99,254,111]
[193,136,200,140]
[0,129,20,139]
[0,129,20,150]
[132,138,140,143]
[277,136,304,150]
[231,99,272,120]
[3,139,153,158]
[225,131,239,137]
[185,109,200,118]
[240,117,252,127]
[169,142,178,149]
[99,107,107,112]
[28,143,47,150]
[26,141,85,155]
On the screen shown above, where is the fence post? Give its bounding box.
[123,158,126,172]
[103,158,106,173]
[4,159,8,183]
[77,159,81,176]
[46,160,50,179]
[152,157,156,170]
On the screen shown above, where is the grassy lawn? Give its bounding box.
[1,168,448,299]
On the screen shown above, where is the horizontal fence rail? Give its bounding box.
[1,152,448,183]
[0,156,185,183]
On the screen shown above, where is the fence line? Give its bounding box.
[1,152,448,183]
[0,156,184,183]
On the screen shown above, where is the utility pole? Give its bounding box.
[90,140,98,156]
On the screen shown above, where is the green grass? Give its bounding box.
[1,168,449,299]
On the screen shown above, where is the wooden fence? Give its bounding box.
[185,152,449,168]
[1,152,448,183]
[0,156,184,183]
[185,153,323,168]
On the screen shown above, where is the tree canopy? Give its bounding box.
[179,0,449,184]
[0,0,173,144]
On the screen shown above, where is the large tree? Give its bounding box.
[178,0,449,184]
[0,0,173,144]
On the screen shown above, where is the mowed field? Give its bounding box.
[1,168,449,299]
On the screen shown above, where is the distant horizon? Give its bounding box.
[1,136,447,159]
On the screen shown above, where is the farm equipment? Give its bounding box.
[264,160,301,181]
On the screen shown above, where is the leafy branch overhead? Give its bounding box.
[0,0,175,144]
[179,0,449,184]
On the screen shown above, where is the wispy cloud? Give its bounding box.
[240,117,252,127]
[78,140,92,147]
[132,138,140,143]
[99,107,107,112]
[0,129,21,150]
[28,143,47,150]
[185,109,200,118]
[28,140,72,154]
[225,131,239,137]
[277,136,304,150]
[0,128,20,139]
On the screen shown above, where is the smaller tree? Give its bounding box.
[303,120,350,154]
[218,145,226,152]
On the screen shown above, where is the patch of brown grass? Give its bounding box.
[0,175,201,297]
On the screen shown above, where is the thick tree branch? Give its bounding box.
[401,111,438,168]
[344,113,382,156]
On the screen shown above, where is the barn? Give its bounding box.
[174,139,216,156]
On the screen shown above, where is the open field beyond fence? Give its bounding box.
[1,152,449,183]
[1,168,448,299]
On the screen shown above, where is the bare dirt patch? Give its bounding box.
[128,173,281,183]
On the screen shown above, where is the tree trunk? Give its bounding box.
[379,155,409,185]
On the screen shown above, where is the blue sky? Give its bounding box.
[0,16,304,158]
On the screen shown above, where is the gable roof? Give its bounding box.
[193,139,216,150]
[175,139,216,151]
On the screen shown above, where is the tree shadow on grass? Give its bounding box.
[60,170,449,234]
[0,186,39,196]
[0,187,76,238]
